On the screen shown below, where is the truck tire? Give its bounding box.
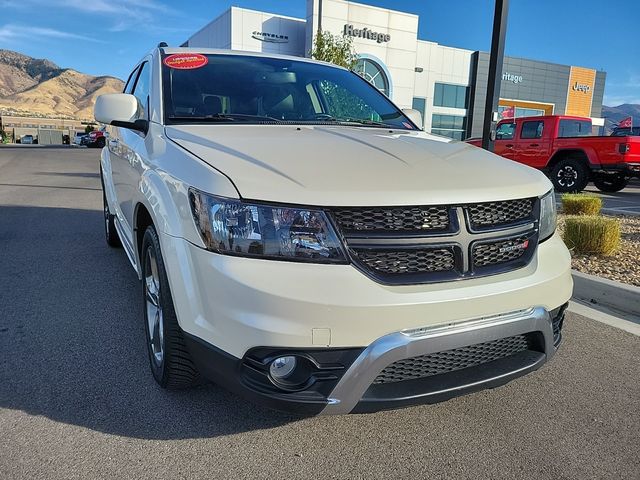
[550,158,589,193]
[103,190,121,247]
[142,225,200,389]
[593,173,629,193]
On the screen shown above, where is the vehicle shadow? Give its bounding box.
[0,205,299,440]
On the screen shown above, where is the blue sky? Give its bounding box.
[1,0,638,106]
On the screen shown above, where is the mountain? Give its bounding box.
[0,49,123,121]
[602,104,640,131]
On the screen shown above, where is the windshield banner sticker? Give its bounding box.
[164,53,208,70]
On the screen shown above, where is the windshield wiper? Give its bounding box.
[168,113,283,123]
[332,118,396,128]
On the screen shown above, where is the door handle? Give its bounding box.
[529,143,540,147]
[505,144,514,148]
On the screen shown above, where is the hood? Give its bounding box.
[165,125,552,206]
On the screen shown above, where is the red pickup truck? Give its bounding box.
[467,115,640,192]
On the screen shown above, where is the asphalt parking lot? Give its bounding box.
[1,146,639,479]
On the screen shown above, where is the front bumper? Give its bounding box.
[184,304,567,414]
[158,231,572,414]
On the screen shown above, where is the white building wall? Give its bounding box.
[306,0,419,109]
[414,41,473,133]
[187,7,306,56]
[187,9,232,49]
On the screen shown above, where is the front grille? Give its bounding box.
[467,198,534,230]
[473,236,531,268]
[332,206,450,234]
[373,334,531,384]
[331,198,539,285]
[351,247,455,275]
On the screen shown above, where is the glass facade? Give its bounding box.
[498,106,545,119]
[431,114,466,140]
[433,83,468,109]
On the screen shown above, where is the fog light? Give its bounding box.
[269,356,297,380]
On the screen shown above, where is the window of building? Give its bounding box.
[431,114,466,140]
[412,97,426,120]
[496,122,515,140]
[498,105,545,119]
[433,83,468,109]
[558,119,592,137]
[354,58,389,97]
[520,120,544,139]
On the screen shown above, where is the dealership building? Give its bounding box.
[183,0,606,139]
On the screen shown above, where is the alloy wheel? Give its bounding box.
[557,166,577,188]
[145,248,164,366]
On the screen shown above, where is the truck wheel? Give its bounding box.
[593,173,629,193]
[550,159,589,193]
[142,225,200,389]
[103,190,121,247]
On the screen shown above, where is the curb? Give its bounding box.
[571,270,640,316]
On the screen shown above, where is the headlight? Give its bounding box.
[189,189,347,263]
[539,189,557,242]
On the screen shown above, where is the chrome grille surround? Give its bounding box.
[330,198,539,285]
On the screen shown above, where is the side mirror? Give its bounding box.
[94,93,148,133]
[402,108,423,130]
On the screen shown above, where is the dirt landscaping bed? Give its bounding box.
[557,213,640,286]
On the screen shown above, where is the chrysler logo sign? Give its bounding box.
[252,31,289,43]
[343,24,391,43]
[572,82,591,93]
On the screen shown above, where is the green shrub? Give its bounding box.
[561,193,602,215]
[563,216,620,255]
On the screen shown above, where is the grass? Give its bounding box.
[562,215,620,256]
[561,193,602,216]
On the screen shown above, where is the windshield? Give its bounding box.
[161,54,415,129]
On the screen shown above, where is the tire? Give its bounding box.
[593,173,629,193]
[95,137,106,148]
[550,158,589,193]
[103,189,121,247]
[142,225,200,389]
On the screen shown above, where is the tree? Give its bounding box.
[85,124,95,134]
[310,31,358,69]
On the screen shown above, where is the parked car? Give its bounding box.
[84,129,106,148]
[20,134,34,144]
[611,126,640,137]
[94,47,572,414]
[74,133,86,145]
[467,115,640,192]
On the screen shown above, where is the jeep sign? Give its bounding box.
[572,82,591,93]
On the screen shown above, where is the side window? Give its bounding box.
[521,120,544,139]
[132,62,151,119]
[123,66,139,94]
[496,122,515,140]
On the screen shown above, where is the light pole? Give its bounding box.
[481,0,510,152]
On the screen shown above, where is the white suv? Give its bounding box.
[95,47,572,414]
